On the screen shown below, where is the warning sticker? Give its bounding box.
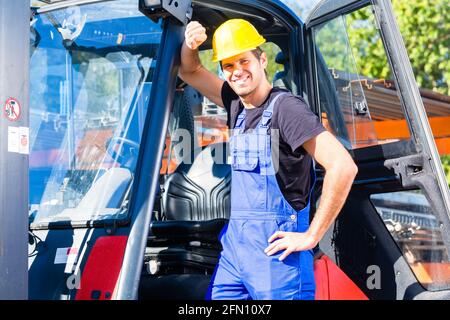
[3,98,21,122]
[55,247,79,265]
[8,127,19,153]
[7,126,29,154]
[19,127,29,154]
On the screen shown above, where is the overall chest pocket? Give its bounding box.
[232,153,259,171]
[230,131,269,172]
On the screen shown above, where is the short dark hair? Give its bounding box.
[250,46,264,60]
[252,47,267,76]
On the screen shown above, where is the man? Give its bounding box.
[179,19,358,300]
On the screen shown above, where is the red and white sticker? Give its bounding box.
[19,127,29,154]
[4,98,21,122]
[55,247,79,265]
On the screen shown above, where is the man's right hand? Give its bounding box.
[185,21,208,50]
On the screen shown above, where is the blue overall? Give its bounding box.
[208,93,316,300]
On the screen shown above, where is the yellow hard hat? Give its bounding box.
[212,19,266,62]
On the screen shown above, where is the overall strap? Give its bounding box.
[234,91,289,130]
[259,92,289,128]
[235,108,246,129]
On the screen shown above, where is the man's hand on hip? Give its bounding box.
[265,231,318,261]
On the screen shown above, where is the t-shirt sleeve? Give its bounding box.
[221,82,238,128]
[276,95,326,154]
[221,81,237,116]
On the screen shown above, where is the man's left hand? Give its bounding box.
[265,231,318,261]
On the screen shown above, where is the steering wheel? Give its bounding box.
[106,136,140,166]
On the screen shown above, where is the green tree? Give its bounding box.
[347,0,449,95]
[392,0,449,95]
[442,155,450,187]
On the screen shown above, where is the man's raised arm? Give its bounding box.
[179,21,224,107]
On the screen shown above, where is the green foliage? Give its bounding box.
[347,7,391,80]
[260,42,283,83]
[199,50,216,74]
[314,16,357,73]
[392,0,449,95]
[441,155,450,187]
[348,0,449,95]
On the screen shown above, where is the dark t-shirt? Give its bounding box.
[221,82,326,210]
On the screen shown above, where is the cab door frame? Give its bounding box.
[114,17,185,299]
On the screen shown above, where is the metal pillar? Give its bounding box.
[115,17,184,299]
[0,0,29,299]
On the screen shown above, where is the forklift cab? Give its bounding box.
[27,0,450,300]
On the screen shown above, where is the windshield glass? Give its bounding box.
[29,0,162,225]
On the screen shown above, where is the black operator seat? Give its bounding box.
[141,143,231,300]
[272,51,292,91]
[150,142,231,244]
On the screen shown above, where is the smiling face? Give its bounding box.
[221,50,268,98]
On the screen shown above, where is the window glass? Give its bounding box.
[313,5,411,149]
[160,85,228,175]
[29,0,162,224]
[371,190,450,290]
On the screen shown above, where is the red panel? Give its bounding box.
[314,255,330,300]
[314,255,368,300]
[75,235,128,300]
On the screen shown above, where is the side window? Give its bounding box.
[160,86,200,175]
[195,96,229,147]
[371,190,450,291]
[159,82,228,176]
[313,6,411,149]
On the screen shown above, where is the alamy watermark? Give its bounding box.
[366,265,381,290]
[66,272,81,290]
